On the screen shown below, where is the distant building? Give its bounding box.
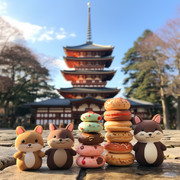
[27,97,159,127]
[58,3,119,99]
[27,4,159,127]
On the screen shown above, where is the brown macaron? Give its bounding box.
[78,132,104,145]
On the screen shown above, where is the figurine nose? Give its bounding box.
[59,138,63,142]
[149,133,152,137]
[28,144,31,147]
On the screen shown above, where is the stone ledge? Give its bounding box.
[84,160,180,180]
[0,157,16,170]
[0,163,80,180]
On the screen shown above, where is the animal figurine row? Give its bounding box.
[14,114,166,171]
[14,123,76,171]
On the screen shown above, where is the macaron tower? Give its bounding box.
[76,111,105,168]
[103,97,134,166]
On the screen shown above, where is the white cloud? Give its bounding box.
[38,33,53,41]
[1,16,76,42]
[38,29,56,41]
[52,59,72,70]
[56,34,66,40]
[0,0,7,14]
[70,33,76,37]
[60,27,65,32]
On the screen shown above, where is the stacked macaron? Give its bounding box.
[76,111,105,168]
[103,97,134,166]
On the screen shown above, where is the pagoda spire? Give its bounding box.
[87,2,92,42]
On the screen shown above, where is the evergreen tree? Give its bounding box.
[121,30,161,103]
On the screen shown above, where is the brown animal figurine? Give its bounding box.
[133,114,166,166]
[45,123,76,169]
[14,126,45,171]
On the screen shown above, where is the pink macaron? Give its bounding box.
[76,144,103,156]
[76,155,105,168]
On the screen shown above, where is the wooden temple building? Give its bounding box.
[27,3,159,128]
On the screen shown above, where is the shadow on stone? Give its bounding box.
[85,160,180,180]
[76,168,87,180]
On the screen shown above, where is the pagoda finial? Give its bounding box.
[87,2,92,43]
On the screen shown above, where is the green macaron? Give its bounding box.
[78,122,103,133]
[81,111,102,122]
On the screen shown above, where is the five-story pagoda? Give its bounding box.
[58,3,120,99]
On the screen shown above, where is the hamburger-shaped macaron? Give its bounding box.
[104,121,132,132]
[104,142,133,154]
[104,152,134,166]
[104,110,132,121]
[105,131,133,143]
[104,97,130,111]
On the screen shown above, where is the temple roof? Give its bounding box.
[25,98,71,107]
[63,42,114,51]
[25,97,159,108]
[61,70,116,75]
[58,87,120,93]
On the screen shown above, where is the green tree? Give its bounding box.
[0,43,59,127]
[137,32,171,129]
[0,17,59,127]
[121,30,161,103]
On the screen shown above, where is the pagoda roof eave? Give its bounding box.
[60,70,116,75]
[63,56,114,61]
[58,87,120,93]
[63,42,114,51]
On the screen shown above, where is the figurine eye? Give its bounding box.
[155,128,158,131]
[35,139,38,143]
[66,135,69,138]
[53,135,56,138]
[22,140,25,143]
[141,129,144,131]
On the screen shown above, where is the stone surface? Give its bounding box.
[0,157,16,171]
[0,161,80,180]
[0,129,180,179]
[85,160,180,180]
[165,147,180,159]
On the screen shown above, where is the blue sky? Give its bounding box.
[0,0,180,98]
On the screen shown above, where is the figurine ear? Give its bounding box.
[66,123,73,132]
[16,126,26,136]
[134,116,143,125]
[34,125,43,134]
[152,114,161,124]
[49,123,57,131]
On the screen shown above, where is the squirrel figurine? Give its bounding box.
[14,126,45,171]
[45,123,76,169]
[133,114,166,166]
